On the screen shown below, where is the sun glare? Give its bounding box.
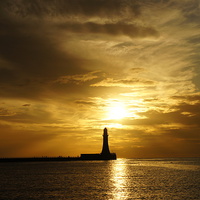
[107,102,128,120]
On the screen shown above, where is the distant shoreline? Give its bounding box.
[0,157,82,162]
[0,154,117,162]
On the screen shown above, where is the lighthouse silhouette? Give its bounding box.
[80,128,117,160]
[101,128,110,155]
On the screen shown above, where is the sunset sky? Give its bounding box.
[0,0,200,158]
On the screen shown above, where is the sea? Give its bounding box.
[0,158,199,200]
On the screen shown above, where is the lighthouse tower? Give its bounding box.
[101,128,111,155]
[80,127,116,160]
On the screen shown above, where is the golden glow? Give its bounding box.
[107,102,128,120]
[111,159,129,199]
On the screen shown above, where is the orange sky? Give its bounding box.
[0,0,200,158]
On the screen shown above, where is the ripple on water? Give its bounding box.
[0,158,199,199]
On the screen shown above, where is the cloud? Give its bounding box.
[171,93,200,102]
[121,97,200,128]
[75,100,96,106]
[91,77,155,87]
[0,5,91,100]
[111,98,200,158]
[59,22,159,39]
[0,108,16,117]
[22,104,31,107]
[0,0,200,158]
[55,71,99,85]
[0,18,86,78]
[0,0,141,19]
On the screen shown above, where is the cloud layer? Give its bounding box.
[0,0,200,158]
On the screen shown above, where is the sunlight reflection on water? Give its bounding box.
[109,158,200,200]
[0,158,199,199]
[111,159,130,200]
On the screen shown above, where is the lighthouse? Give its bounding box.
[101,128,110,155]
[80,128,117,160]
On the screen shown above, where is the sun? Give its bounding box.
[107,102,128,120]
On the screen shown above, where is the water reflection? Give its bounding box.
[111,159,130,199]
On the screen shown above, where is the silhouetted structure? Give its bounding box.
[81,128,116,160]
[101,128,110,155]
[0,156,80,162]
[0,128,117,162]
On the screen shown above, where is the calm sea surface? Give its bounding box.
[0,158,199,200]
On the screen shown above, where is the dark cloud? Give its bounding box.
[55,71,99,85]
[22,104,31,107]
[0,0,141,19]
[0,0,158,100]
[143,98,159,102]
[75,100,96,106]
[75,99,106,108]
[91,77,155,87]
[59,22,159,39]
[171,94,200,102]
[0,8,89,99]
[0,18,86,78]
[112,41,134,48]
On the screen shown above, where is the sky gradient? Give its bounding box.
[0,0,200,158]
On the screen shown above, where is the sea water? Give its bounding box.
[0,158,199,200]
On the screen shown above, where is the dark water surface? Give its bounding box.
[0,158,199,199]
